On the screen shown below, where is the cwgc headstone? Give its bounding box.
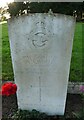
[8,13,75,115]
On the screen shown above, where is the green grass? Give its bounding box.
[1,22,83,82]
[70,22,83,82]
[2,22,14,80]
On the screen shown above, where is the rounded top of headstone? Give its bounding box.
[8,12,75,23]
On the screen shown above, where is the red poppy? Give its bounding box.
[0,82,17,96]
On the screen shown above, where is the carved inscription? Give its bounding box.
[27,21,49,48]
[27,55,44,64]
[23,54,52,65]
[32,32,48,47]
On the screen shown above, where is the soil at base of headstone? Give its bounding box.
[2,93,84,119]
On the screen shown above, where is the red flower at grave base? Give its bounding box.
[0,82,17,96]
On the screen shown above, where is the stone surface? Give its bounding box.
[8,13,75,115]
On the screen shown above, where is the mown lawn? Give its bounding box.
[1,22,83,82]
[69,22,82,82]
[2,22,14,80]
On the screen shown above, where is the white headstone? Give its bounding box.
[8,13,75,115]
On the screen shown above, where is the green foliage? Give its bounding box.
[8,2,27,16]
[11,109,48,120]
[0,16,6,22]
[72,109,84,120]
[0,7,7,22]
[7,2,83,17]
